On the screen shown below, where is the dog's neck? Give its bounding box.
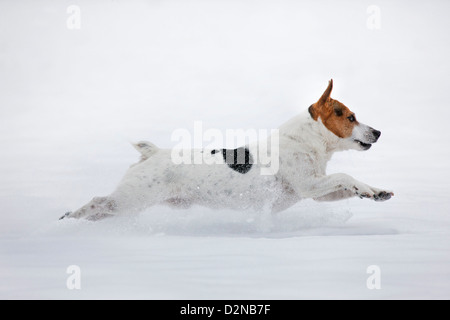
[279,110,345,156]
[315,116,347,153]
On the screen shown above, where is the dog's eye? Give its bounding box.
[347,115,355,122]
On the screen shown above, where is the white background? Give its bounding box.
[1,0,449,299]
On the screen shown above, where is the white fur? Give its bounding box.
[64,110,393,220]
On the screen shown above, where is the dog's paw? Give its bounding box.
[59,211,72,220]
[352,185,394,201]
[373,190,394,202]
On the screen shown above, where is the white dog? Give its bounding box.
[61,80,393,221]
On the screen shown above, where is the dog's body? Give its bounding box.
[62,80,393,221]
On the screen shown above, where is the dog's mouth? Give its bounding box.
[354,140,372,150]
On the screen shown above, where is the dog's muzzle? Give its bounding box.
[353,127,381,150]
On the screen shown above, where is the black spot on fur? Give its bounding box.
[220,147,253,174]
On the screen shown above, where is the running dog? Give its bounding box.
[61,79,393,220]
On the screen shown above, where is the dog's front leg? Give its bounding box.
[300,173,393,202]
[313,189,355,202]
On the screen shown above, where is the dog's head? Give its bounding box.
[308,79,381,151]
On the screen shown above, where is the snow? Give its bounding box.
[1,0,450,299]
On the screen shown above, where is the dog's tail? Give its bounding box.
[132,141,159,161]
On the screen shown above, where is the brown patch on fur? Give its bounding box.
[309,79,358,138]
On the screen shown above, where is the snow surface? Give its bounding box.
[1,0,450,299]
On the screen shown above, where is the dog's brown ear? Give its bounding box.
[318,79,333,104]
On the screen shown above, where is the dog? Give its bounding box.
[61,79,393,221]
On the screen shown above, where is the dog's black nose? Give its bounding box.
[372,129,381,140]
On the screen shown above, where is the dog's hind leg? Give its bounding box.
[60,196,118,220]
[61,184,168,220]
